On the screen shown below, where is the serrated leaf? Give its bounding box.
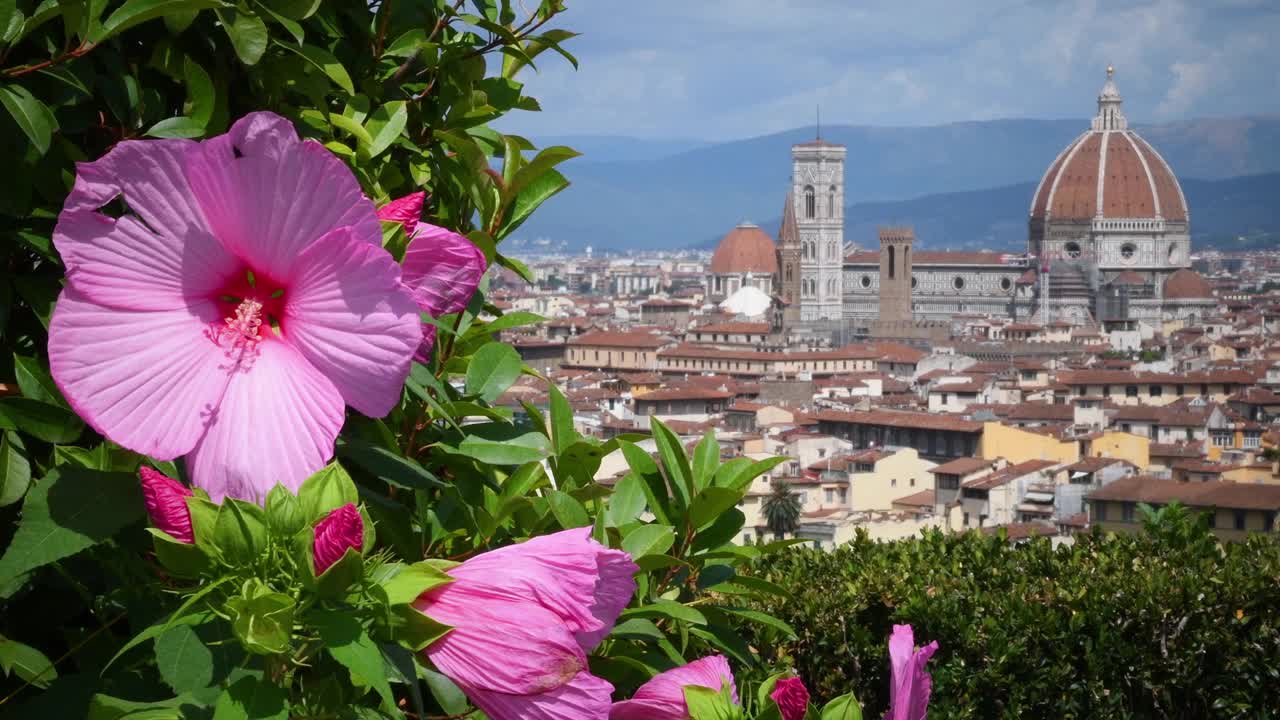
[0,634,56,689]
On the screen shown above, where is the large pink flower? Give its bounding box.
[885,624,938,720]
[609,655,738,720]
[48,112,421,503]
[414,527,638,719]
[378,192,487,362]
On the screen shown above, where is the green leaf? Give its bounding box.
[13,354,67,408]
[692,508,746,552]
[509,145,581,196]
[364,101,407,158]
[337,436,442,491]
[212,499,268,565]
[280,43,354,94]
[622,523,675,560]
[715,607,796,639]
[0,432,31,507]
[0,467,143,589]
[93,0,221,42]
[606,472,646,527]
[0,397,84,443]
[218,8,268,65]
[260,0,321,20]
[621,599,706,626]
[650,417,693,511]
[298,462,359,520]
[452,430,549,465]
[212,675,287,720]
[688,487,744,530]
[821,693,863,720]
[692,430,719,491]
[0,634,56,689]
[88,692,190,720]
[149,528,209,577]
[420,668,469,715]
[619,441,670,525]
[0,84,56,155]
[465,343,523,402]
[683,684,739,720]
[329,111,374,149]
[377,561,453,605]
[503,168,569,235]
[386,605,452,652]
[312,610,396,709]
[145,116,206,138]
[154,625,212,694]
[182,57,215,126]
[546,489,589,529]
[548,385,578,454]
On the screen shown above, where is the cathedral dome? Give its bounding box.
[1163,269,1214,299]
[1030,68,1187,223]
[709,223,778,274]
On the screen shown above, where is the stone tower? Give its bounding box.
[777,191,802,326]
[792,139,846,322]
[878,226,914,323]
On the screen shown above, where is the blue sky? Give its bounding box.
[500,0,1280,140]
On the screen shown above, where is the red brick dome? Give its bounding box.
[1163,269,1213,299]
[709,223,778,275]
[1030,68,1187,223]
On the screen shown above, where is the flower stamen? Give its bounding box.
[217,298,265,361]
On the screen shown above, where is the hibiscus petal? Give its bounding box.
[402,223,487,316]
[282,227,422,417]
[185,111,380,282]
[55,138,238,310]
[185,339,343,503]
[47,287,227,460]
[444,528,638,653]
[629,655,737,706]
[416,590,586,696]
[465,670,614,720]
[377,191,425,237]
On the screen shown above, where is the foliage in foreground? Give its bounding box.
[744,509,1280,720]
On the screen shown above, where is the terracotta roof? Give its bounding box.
[634,386,733,402]
[892,489,937,507]
[1109,270,1147,286]
[963,459,1059,490]
[1057,369,1255,385]
[1088,475,1280,511]
[1163,269,1215,300]
[982,522,1057,540]
[1030,129,1186,221]
[692,322,771,334]
[929,457,997,476]
[568,330,670,349]
[709,223,777,275]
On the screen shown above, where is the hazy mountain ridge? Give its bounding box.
[515,116,1280,250]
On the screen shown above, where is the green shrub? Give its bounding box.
[743,519,1280,719]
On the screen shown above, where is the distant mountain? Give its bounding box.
[526,135,711,163]
[513,116,1280,250]
[733,173,1280,253]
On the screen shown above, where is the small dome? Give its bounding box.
[709,223,778,275]
[1163,269,1213,299]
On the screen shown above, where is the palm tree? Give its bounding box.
[762,480,802,539]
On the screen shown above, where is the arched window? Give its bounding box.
[804,186,815,218]
[785,265,793,282]
[888,246,896,279]
[828,185,837,218]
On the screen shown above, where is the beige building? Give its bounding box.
[1056,370,1255,406]
[565,330,670,371]
[1088,475,1280,541]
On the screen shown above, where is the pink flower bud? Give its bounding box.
[377,191,425,238]
[313,503,363,574]
[770,676,810,720]
[139,467,194,543]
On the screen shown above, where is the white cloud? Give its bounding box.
[1157,61,1212,116]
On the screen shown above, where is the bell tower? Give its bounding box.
[878,226,914,324]
[777,192,802,327]
[791,139,846,323]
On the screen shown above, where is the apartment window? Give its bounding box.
[742,533,752,544]
[1234,510,1247,531]
[1121,423,1131,433]
[1095,501,1108,521]
[1186,428,1194,441]
[963,512,971,527]
[1207,511,1216,529]
[1266,513,1275,533]
[910,477,916,487]
[1125,385,1138,398]
[825,489,834,503]
[891,478,897,487]
[1121,502,1136,522]
[1244,433,1261,449]
[1200,383,1209,396]
[1150,385,1163,397]
[1212,432,1231,448]
[1176,384,1185,395]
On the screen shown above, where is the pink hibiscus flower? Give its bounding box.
[770,676,810,720]
[885,624,938,720]
[376,192,487,362]
[414,527,637,719]
[609,655,738,720]
[48,112,421,502]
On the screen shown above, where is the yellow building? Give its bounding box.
[979,422,1079,465]
[1087,430,1150,470]
[1088,475,1280,541]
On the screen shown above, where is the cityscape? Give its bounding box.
[493,67,1280,547]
